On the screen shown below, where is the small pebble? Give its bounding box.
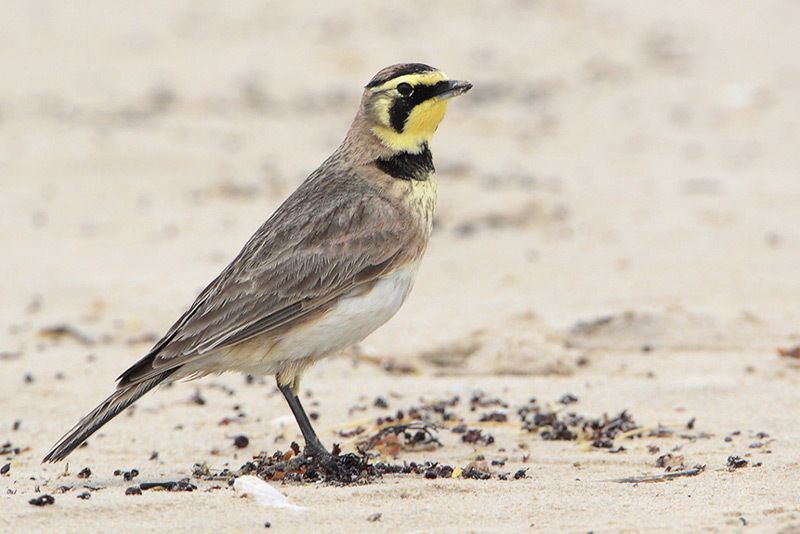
[29,494,55,506]
[559,393,579,405]
[727,456,748,470]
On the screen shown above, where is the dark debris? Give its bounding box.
[29,494,55,506]
[777,345,800,359]
[338,426,366,438]
[356,422,442,457]
[469,391,508,411]
[518,398,639,450]
[479,411,508,423]
[461,428,495,446]
[190,390,207,406]
[114,468,139,481]
[233,435,250,449]
[1,441,22,455]
[559,393,579,405]
[231,441,525,486]
[727,456,749,470]
[237,448,369,485]
[139,479,197,492]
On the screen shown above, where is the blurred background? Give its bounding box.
[3,1,800,530]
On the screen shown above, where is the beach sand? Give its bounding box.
[2,1,800,531]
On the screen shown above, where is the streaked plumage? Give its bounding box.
[44,63,471,464]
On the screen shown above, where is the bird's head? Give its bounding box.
[359,63,472,154]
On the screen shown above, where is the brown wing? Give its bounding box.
[118,172,412,386]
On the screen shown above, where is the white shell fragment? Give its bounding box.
[233,475,305,511]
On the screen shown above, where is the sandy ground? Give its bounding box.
[3,1,800,532]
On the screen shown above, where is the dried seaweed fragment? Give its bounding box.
[518,397,639,450]
[613,465,705,483]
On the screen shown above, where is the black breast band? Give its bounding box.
[375,144,435,181]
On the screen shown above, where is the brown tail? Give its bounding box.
[42,370,173,463]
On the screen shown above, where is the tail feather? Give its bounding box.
[43,370,173,463]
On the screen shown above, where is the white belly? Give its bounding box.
[179,263,420,380]
[270,262,420,363]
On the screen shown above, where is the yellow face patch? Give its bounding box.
[368,71,452,153]
[372,99,449,153]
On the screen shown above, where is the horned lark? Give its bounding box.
[44,63,471,468]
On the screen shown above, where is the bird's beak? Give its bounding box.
[435,80,473,100]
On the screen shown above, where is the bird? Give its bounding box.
[43,63,472,470]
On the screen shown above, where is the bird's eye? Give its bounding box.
[396,83,413,97]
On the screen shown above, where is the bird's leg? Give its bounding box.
[277,379,364,481]
[277,380,333,464]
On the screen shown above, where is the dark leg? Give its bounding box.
[277,381,331,461]
[277,379,364,482]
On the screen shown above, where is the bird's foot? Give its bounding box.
[303,442,364,482]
